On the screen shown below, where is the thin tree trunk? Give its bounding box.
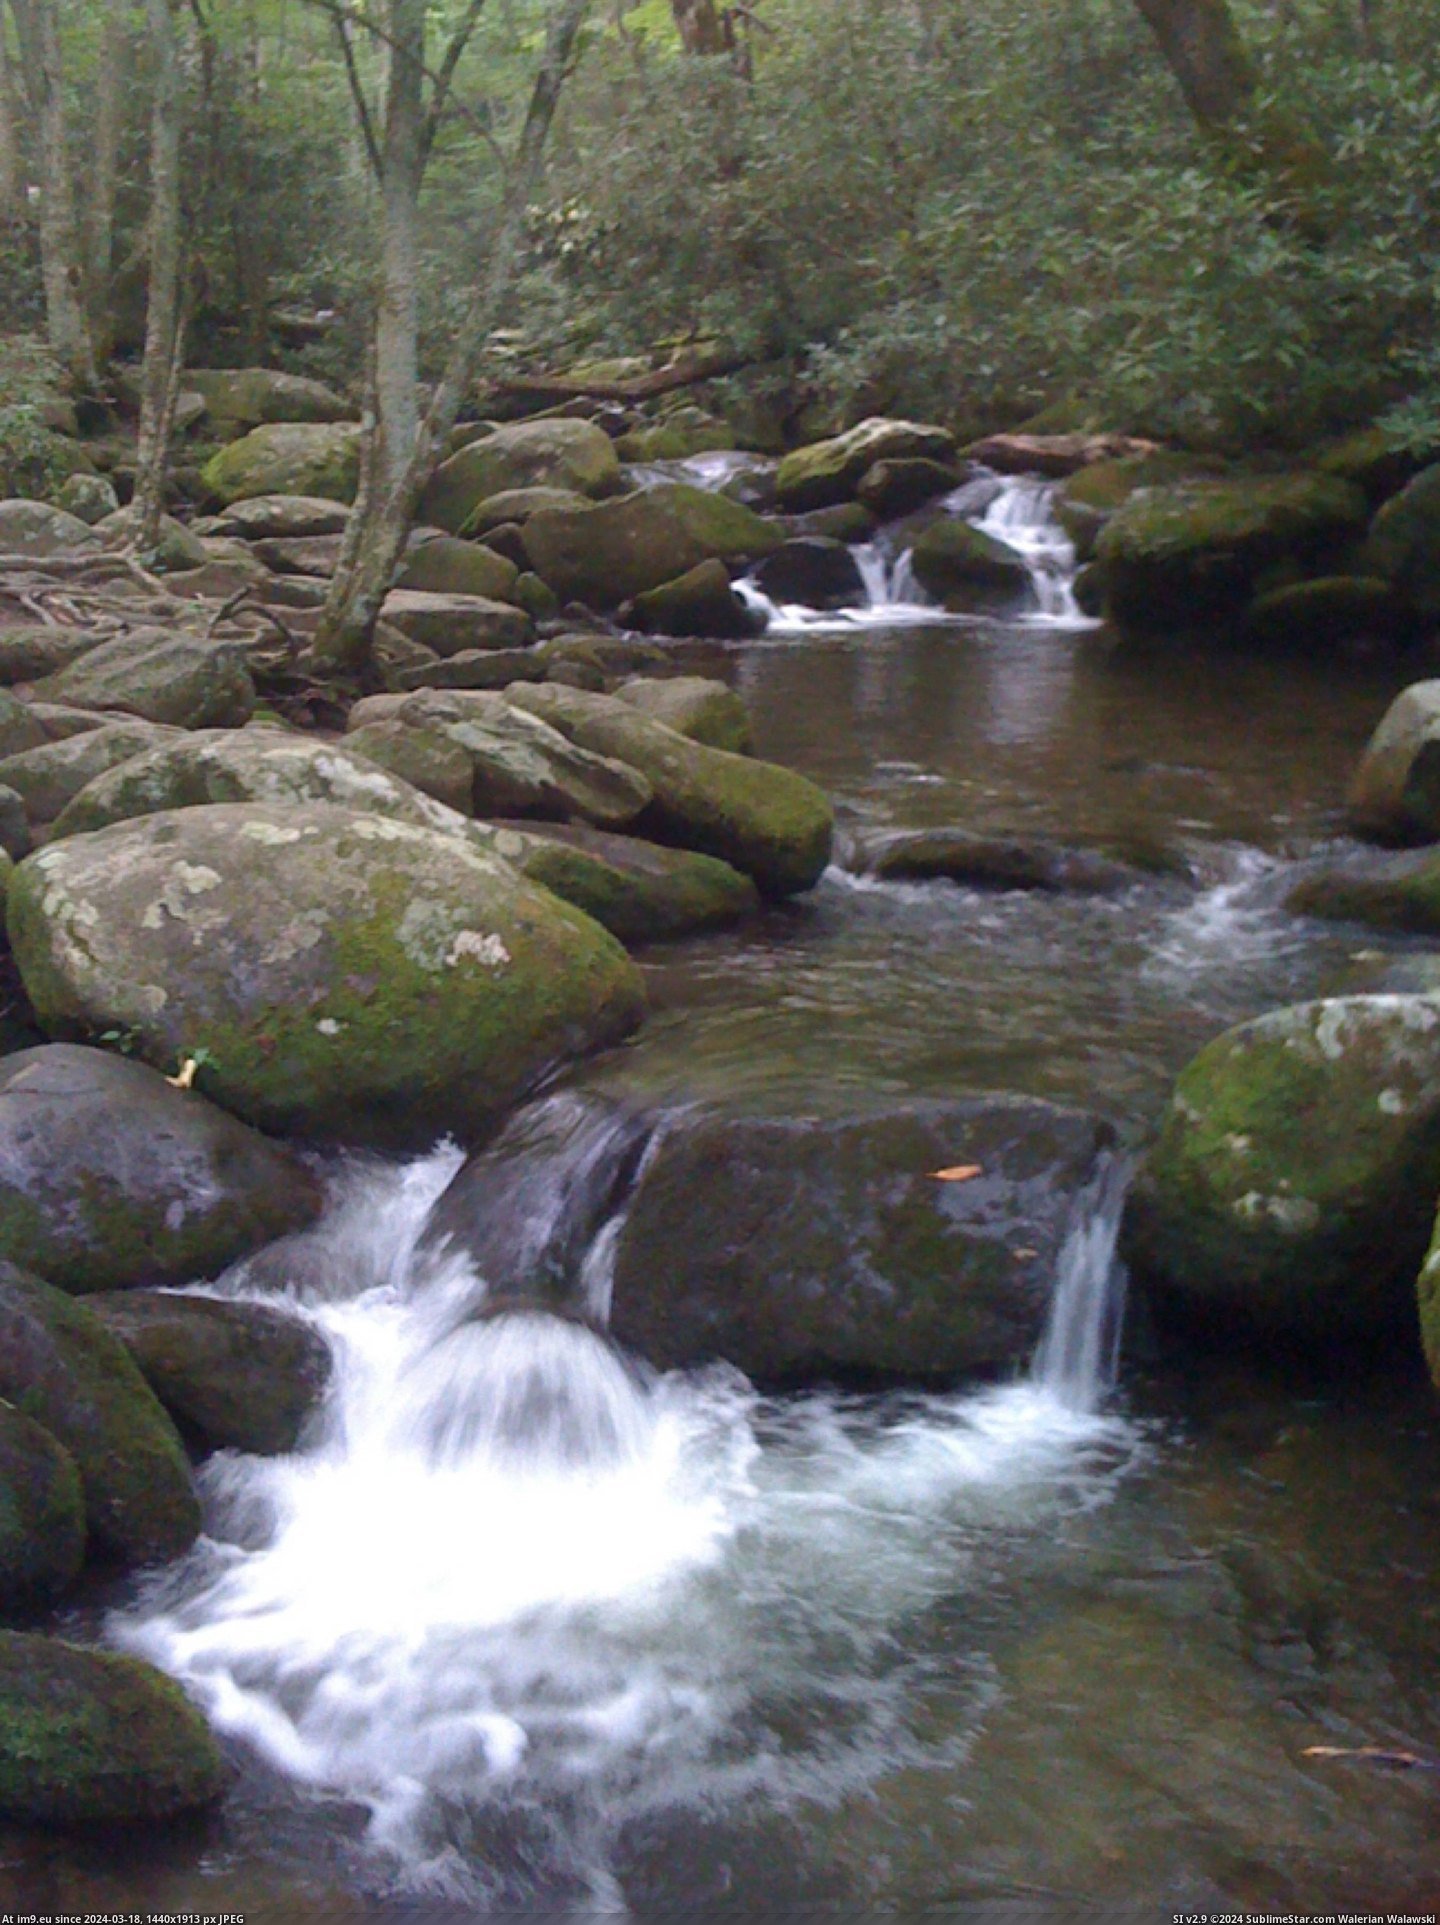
[312,0,593,675]
[9,0,98,387]
[87,0,129,360]
[0,11,24,225]
[131,0,186,549]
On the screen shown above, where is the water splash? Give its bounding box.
[1031,1154,1131,1411]
[967,475,1096,627]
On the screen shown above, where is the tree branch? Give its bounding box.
[421,0,490,164]
[332,12,381,177]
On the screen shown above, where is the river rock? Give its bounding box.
[1055,451,1207,560]
[198,494,351,539]
[1348,680,1440,843]
[185,366,351,429]
[1123,995,1440,1336]
[0,1260,199,1563]
[909,519,1031,606]
[201,423,362,505]
[1360,461,1440,618]
[522,483,782,608]
[379,589,533,656]
[0,1632,225,1824]
[1096,474,1368,635]
[0,625,106,684]
[55,472,121,525]
[964,432,1161,478]
[421,420,622,534]
[0,784,27,859]
[397,533,520,603]
[848,828,1138,895]
[250,532,343,577]
[0,720,181,828]
[607,1096,1115,1382]
[0,689,46,761]
[31,628,255,730]
[856,458,962,520]
[484,819,759,942]
[1285,849,1440,933]
[94,508,210,574]
[465,486,592,534]
[0,500,100,559]
[87,1291,331,1455]
[775,420,956,513]
[386,645,552,695]
[614,675,753,754]
[751,537,866,610]
[0,1044,321,1292]
[7,803,646,1144]
[1239,574,1407,653]
[629,558,757,638]
[0,1404,85,1607]
[504,683,833,897]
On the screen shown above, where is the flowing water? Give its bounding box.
[17,480,1440,1920]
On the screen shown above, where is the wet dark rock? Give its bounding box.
[856,457,962,519]
[847,827,1140,895]
[775,420,956,513]
[908,518,1031,606]
[1239,575,1408,653]
[608,1096,1115,1383]
[0,1044,322,1293]
[87,1290,331,1455]
[1286,848,1440,933]
[0,1403,85,1609]
[628,559,761,640]
[1361,461,1440,618]
[751,537,865,610]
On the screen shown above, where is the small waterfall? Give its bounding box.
[967,474,1091,626]
[1030,1154,1131,1412]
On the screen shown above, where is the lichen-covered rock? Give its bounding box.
[1096,474,1368,634]
[0,500,100,559]
[908,518,1032,606]
[483,819,759,942]
[54,472,120,526]
[608,1097,1114,1381]
[397,533,520,603]
[95,508,209,574]
[0,1044,320,1293]
[7,804,646,1144]
[0,1260,199,1564]
[198,494,351,539]
[505,683,833,897]
[1348,680,1440,843]
[522,483,782,608]
[87,1291,330,1455]
[0,1404,84,1607]
[185,366,350,429]
[629,558,757,638]
[32,628,255,730]
[1361,462,1440,617]
[1123,996,1440,1336]
[0,720,181,828]
[775,419,956,513]
[0,1631,225,1824]
[421,420,621,534]
[1286,849,1440,933]
[201,423,362,506]
[614,675,753,755]
[379,589,533,657]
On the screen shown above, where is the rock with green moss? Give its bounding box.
[378,589,533,657]
[522,483,782,608]
[0,720,181,829]
[1056,452,1212,560]
[0,1045,320,1293]
[1123,995,1440,1336]
[397,533,520,603]
[856,457,961,520]
[0,689,46,761]
[0,1631,225,1823]
[614,675,753,754]
[615,412,734,462]
[1239,575,1406,652]
[185,366,350,430]
[1096,473,1369,635]
[0,1404,84,1607]
[1360,462,1440,618]
[421,420,621,534]
[775,419,956,513]
[0,626,106,685]
[1348,680,1440,843]
[201,423,362,505]
[1286,850,1440,933]
[629,558,756,638]
[95,508,210,574]
[1417,1204,1440,1390]
[0,1260,199,1563]
[505,683,833,897]
[8,803,646,1144]
[86,1291,330,1455]
[32,628,255,731]
[465,486,592,534]
[608,1097,1114,1381]
[55,472,120,526]
[483,819,758,943]
[1317,426,1437,503]
[909,518,1032,607]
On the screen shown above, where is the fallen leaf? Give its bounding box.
[1301,1745,1439,1771]
[1012,1247,1038,1261]
[929,1165,982,1182]
[165,1057,198,1091]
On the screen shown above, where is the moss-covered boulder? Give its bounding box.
[32,628,255,731]
[397,533,520,603]
[1286,849,1440,933]
[7,803,646,1144]
[775,419,956,513]
[421,420,621,534]
[0,720,181,829]
[465,485,592,534]
[908,518,1032,607]
[856,457,961,520]
[201,422,362,506]
[1360,461,1440,618]
[87,1291,330,1455]
[1317,426,1437,504]
[378,589,533,657]
[1054,452,1206,560]
[0,1260,199,1563]
[0,1631,225,1823]
[505,683,833,897]
[1095,473,1368,635]
[629,558,757,638]
[483,819,759,943]
[614,675,753,755]
[0,1404,85,1608]
[1123,995,1440,1337]
[522,483,782,608]
[1348,680,1440,843]
[185,366,351,429]
[0,500,99,559]
[0,626,106,685]
[1239,575,1407,652]
[0,1044,319,1293]
[608,1097,1114,1382]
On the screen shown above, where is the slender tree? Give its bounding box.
[87,0,132,360]
[130,0,187,548]
[0,10,24,225]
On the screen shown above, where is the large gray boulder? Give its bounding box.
[379,589,533,656]
[0,500,101,558]
[775,419,957,512]
[7,803,646,1144]
[0,720,181,828]
[607,1097,1115,1382]
[1347,680,1440,843]
[522,483,782,608]
[420,419,622,533]
[201,423,362,505]
[614,675,753,755]
[31,628,255,730]
[0,1045,321,1293]
[185,366,351,429]
[1123,995,1440,1336]
[197,494,351,539]
[0,1260,199,1564]
[398,532,520,603]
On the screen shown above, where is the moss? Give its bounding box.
[509,827,758,943]
[201,423,361,506]
[1286,853,1440,933]
[0,1404,84,1608]
[775,419,956,512]
[1417,1203,1440,1390]
[909,519,1031,605]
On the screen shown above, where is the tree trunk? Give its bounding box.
[8,0,98,387]
[131,0,186,549]
[87,0,130,361]
[671,0,728,56]
[0,12,24,225]
[311,0,595,677]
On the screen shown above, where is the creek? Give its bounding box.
[18,478,1440,1920]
